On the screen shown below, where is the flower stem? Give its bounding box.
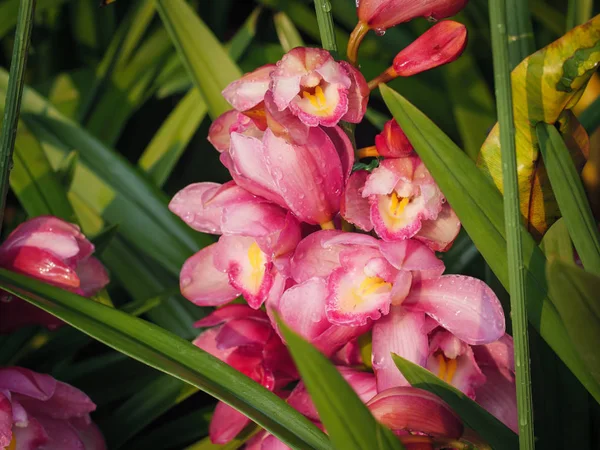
[0,0,36,234]
[489,1,535,448]
[367,67,397,91]
[347,21,369,66]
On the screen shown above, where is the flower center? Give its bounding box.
[6,435,16,450]
[247,242,266,293]
[388,191,410,218]
[350,276,392,307]
[436,353,458,384]
[301,85,333,114]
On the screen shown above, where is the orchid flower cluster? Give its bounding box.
[168,0,517,447]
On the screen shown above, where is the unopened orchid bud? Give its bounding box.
[375,119,414,158]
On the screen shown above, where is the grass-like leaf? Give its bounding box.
[155,0,241,118]
[274,11,305,52]
[380,84,600,402]
[0,268,331,450]
[392,354,518,450]
[536,122,600,274]
[277,316,404,450]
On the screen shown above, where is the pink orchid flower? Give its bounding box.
[342,157,461,251]
[171,181,301,308]
[372,307,515,431]
[222,126,353,227]
[270,47,367,127]
[284,230,452,328]
[207,110,263,153]
[222,64,275,114]
[0,216,109,333]
[357,0,469,31]
[193,305,297,444]
[0,367,105,450]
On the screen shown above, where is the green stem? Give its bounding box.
[489,1,535,448]
[505,0,534,69]
[313,0,338,56]
[0,0,36,233]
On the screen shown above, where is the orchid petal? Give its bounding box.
[35,416,85,450]
[426,345,485,399]
[222,64,275,112]
[322,126,355,183]
[475,366,518,433]
[403,275,505,345]
[208,110,243,153]
[375,120,414,158]
[75,257,109,297]
[215,319,273,349]
[372,307,428,390]
[358,0,468,30]
[414,203,461,252]
[209,401,250,444]
[0,392,12,448]
[13,416,48,450]
[379,239,445,282]
[367,387,463,438]
[14,382,95,421]
[180,244,240,307]
[264,91,310,145]
[472,334,515,373]
[341,171,373,231]
[0,368,56,401]
[194,304,269,328]
[339,61,369,123]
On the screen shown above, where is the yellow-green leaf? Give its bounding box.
[477,14,600,239]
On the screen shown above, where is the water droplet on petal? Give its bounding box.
[374,28,386,36]
[181,277,192,287]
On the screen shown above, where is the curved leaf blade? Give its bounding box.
[0,268,331,450]
[155,0,241,118]
[477,15,600,238]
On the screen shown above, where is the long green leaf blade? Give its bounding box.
[379,84,600,402]
[155,0,241,118]
[0,268,331,450]
[392,354,518,450]
[536,122,600,274]
[274,12,305,52]
[0,0,36,229]
[489,0,535,445]
[278,318,404,450]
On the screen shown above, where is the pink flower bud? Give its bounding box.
[375,120,414,158]
[358,0,469,31]
[392,21,468,77]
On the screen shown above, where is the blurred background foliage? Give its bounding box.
[0,0,599,449]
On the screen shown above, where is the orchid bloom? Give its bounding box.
[375,119,414,158]
[207,110,263,153]
[270,47,367,127]
[279,231,448,328]
[170,181,301,308]
[342,157,461,251]
[193,305,297,444]
[0,216,109,333]
[0,367,105,450]
[372,306,515,431]
[221,126,353,227]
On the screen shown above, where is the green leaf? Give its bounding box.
[536,122,600,274]
[55,150,78,190]
[547,260,600,383]
[184,426,261,450]
[380,84,600,402]
[90,223,119,256]
[10,122,75,221]
[102,375,198,449]
[0,0,69,39]
[579,95,600,135]
[277,317,404,450]
[0,268,331,450]
[352,158,380,172]
[155,0,242,118]
[274,12,305,52]
[392,354,518,450]
[567,0,593,30]
[226,7,261,61]
[540,218,573,263]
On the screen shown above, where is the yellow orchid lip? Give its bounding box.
[247,241,266,294]
[301,85,334,116]
[436,353,458,384]
[388,191,410,218]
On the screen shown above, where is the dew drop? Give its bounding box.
[181,277,192,287]
[322,1,332,12]
[374,28,386,36]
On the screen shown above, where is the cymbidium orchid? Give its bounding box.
[343,157,461,251]
[0,216,109,333]
[193,305,297,444]
[0,367,105,450]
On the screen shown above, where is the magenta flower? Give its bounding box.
[342,157,461,251]
[0,367,105,450]
[0,216,109,333]
[222,127,352,226]
[193,305,297,444]
[207,110,263,153]
[270,47,367,127]
[357,0,469,31]
[284,231,448,328]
